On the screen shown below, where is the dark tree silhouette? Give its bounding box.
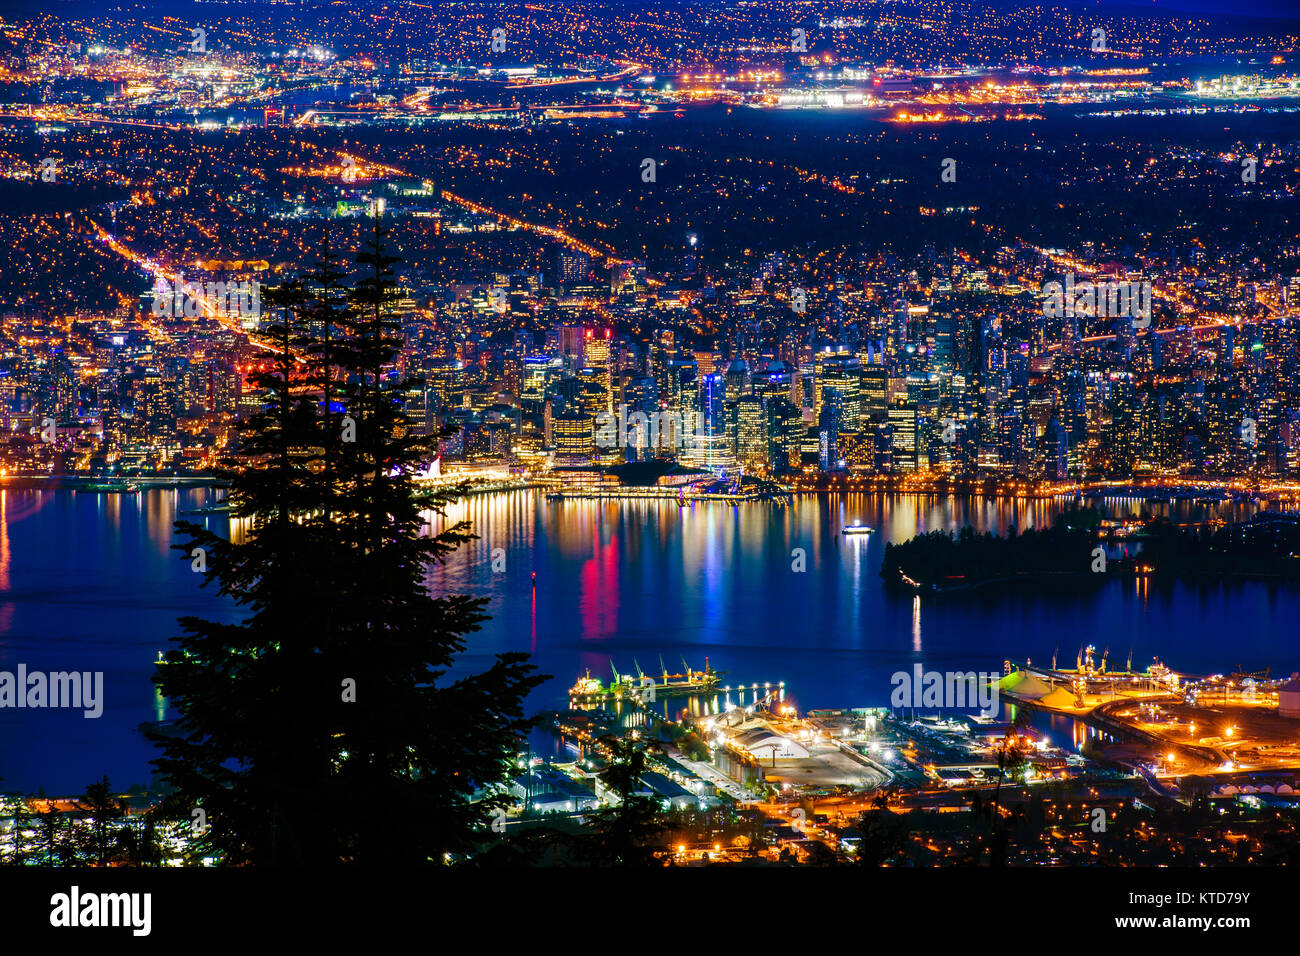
[74,775,126,866]
[34,805,75,866]
[1,799,35,866]
[151,214,547,865]
[580,734,667,866]
[854,807,909,866]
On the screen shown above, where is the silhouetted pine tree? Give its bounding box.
[1,800,35,865]
[74,775,126,866]
[580,735,666,866]
[117,808,163,867]
[35,805,74,865]
[152,212,546,865]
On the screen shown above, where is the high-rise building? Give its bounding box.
[906,372,940,414]
[887,402,918,471]
[724,359,750,402]
[557,251,590,284]
[766,397,802,474]
[694,351,720,378]
[521,356,560,413]
[734,394,767,470]
[816,351,861,432]
[558,325,585,371]
[860,364,889,424]
[819,387,844,471]
[622,376,659,461]
[576,368,609,419]
[1044,416,1069,480]
[671,359,699,418]
[754,362,794,407]
[582,328,613,412]
[552,410,595,464]
[687,373,736,476]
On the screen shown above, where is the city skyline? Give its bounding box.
[0,0,1296,935]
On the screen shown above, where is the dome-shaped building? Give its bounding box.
[1279,674,1300,718]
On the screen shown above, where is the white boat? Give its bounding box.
[841,523,873,535]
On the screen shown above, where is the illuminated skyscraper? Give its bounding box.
[576,368,609,419]
[860,364,889,425]
[754,362,794,407]
[819,388,844,471]
[558,325,585,371]
[734,394,767,470]
[557,251,589,284]
[521,356,560,413]
[766,397,802,474]
[622,376,658,461]
[816,351,861,432]
[582,328,613,412]
[725,359,750,402]
[552,410,595,464]
[888,402,918,472]
[687,373,736,476]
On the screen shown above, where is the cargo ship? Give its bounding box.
[569,657,725,704]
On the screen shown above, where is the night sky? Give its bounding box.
[33,0,1300,17]
[1098,0,1300,18]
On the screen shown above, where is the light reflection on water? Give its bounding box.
[428,490,1299,722]
[0,486,1289,790]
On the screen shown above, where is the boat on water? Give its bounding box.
[915,715,970,733]
[182,501,233,515]
[841,523,874,535]
[82,480,140,493]
[569,658,726,704]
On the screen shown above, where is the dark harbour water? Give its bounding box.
[0,487,1296,793]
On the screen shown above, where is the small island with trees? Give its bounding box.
[881,507,1300,594]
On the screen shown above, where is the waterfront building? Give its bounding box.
[553,410,596,464]
[819,387,844,471]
